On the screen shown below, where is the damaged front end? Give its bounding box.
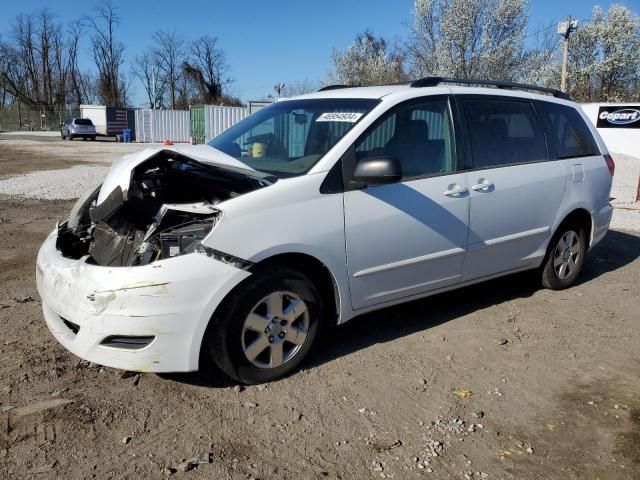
[56,149,273,267]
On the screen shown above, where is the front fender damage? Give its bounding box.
[55,148,274,268]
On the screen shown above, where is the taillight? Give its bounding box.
[604,154,615,176]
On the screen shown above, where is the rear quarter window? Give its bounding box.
[460,98,547,169]
[537,102,599,159]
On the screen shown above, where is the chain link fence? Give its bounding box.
[0,109,78,132]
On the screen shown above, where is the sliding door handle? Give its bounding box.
[443,185,469,196]
[471,180,494,192]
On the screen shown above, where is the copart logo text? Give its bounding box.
[599,109,640,125]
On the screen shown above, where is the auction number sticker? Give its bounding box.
[316,112,363,122]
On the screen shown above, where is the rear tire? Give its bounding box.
[206,267,323,384]
[541,221,586,290]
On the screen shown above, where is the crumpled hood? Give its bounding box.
[97,144,256,204]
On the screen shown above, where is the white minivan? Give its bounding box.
[36,78,614,383]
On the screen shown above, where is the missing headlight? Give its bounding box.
[160,222,212,258]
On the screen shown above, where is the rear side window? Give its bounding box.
[74,119,93,126]
[461,98,547,169]
[537,102,599,159]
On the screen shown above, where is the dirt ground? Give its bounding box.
[0,138,639,480]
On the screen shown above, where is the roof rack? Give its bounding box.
[410,76,571,100]
[317,84,357,92]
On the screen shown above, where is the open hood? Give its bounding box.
[57,146,275,267]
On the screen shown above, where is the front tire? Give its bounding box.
[206,267,323,384]
[541,222,586,290]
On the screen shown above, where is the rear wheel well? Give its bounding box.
[249,253,340,325]
[558,209,592,246]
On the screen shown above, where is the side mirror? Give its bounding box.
[353,156,402,186]
[60,123,65,128]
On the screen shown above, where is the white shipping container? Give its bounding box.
[204,106,249,142]
[135,109,190,143]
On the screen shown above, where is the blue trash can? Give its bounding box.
[122,128,132,143]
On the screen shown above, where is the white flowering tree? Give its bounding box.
[328,30,406,86]
[407,0,528,80]
[517,29,562,88]
[568,5,640,101]
[326,1,640,101]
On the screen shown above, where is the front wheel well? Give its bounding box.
[557,208,593,247]
[248,253,340,325]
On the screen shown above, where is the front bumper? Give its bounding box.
[36,232,250,372]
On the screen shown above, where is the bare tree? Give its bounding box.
[0,10,71,111]
[175,69,197,109]
[0,35,12,108]
[132,51,166,108]
[183,35,231,104]
[152,30,185,109]
[0,12,95,112]
[328,30,406,86]
[86,1,125,106]
[66,20,90,108]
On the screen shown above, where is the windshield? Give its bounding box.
[75,119,93,126]
[208,98,379,177]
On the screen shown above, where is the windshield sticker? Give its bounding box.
[316,112,363,123]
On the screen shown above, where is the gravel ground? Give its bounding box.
[0,131,60,137]
[0,137,639,479]
[0,135,148,178]
[0,165,110,200]
[0,136,149,200]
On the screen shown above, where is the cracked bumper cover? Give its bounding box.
[36,232,250,372]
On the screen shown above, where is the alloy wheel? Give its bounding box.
[241,291,310,369]
[553,230,581,280]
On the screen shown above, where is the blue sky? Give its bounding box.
[1,0,638,105]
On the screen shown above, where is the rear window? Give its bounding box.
[74,119,93,126]
[461,98,547,169]
[537,102,599,159]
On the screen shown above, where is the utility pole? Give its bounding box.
[558,16,579,92]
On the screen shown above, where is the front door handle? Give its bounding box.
[471,180,494,192]
[443,185,469,196]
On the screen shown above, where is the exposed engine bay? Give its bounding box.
[56,150,274,267]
